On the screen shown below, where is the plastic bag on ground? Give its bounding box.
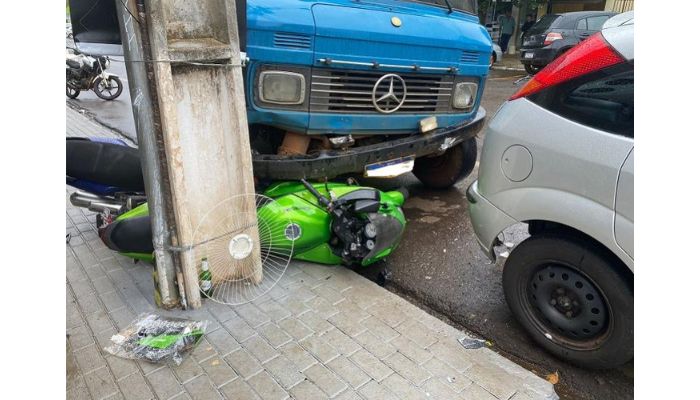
[104,313,207,365]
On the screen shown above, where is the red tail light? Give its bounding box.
[543,32,563,46]
[510,32,624,100]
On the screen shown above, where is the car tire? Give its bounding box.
[524,64,541,75]
[413,136,477,189]
[502,234,633,369]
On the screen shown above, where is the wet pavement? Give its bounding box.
[67,67,632,400]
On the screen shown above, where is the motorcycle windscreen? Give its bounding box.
[69,0,123,56]
[363,213,404,263]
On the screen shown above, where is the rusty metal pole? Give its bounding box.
[142,0,261,308]
[114,0,182,308]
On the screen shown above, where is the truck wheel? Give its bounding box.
[502,234,633,369]
[413,137,477,189]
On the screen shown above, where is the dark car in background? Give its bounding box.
[520,11,616,75]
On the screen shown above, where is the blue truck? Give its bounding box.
[69,0,492,188]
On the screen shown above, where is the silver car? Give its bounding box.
[467,12,633,369]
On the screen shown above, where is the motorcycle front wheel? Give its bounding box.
[66,85,80,99]
[93,76,123,100]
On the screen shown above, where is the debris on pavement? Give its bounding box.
[104,313,207,365]
[458,336,493,349]
[546,371,560,385]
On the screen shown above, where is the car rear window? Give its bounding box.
[528,15,561,34]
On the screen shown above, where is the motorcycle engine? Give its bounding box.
[330,210,378,264]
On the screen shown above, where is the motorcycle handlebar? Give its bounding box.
[300,179,331,208]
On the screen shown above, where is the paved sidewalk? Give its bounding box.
[66,105,557,400]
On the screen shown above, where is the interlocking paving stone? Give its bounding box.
[428,340,475,373]
[74,343,108,374]
[117,372,155,400]
[226,349,264,380]
[173,354,205,384]
[83,366,119,400]
[192,339,218,364]
[391,336,432,365]
[460,383,500,400]
[299,335,339,364]
[262,354,305,389]
[258,323,293,349]
[235,303,271,328]
[222,316,257,344]
[86,309,116,334]
[464,363,523,400]
[305,296,340,319]
[326,356,370,390]
[146,367,184,399]
[297,311,333,335]
[246,370,288,400]
[321,327,361,357]
[257,300,292,322]
[361,316,400,342]
[353,330,397,360]
[381,373,427,400]
[242,335,280,364]
[421,357,472,393]
[288,380,327,400]
[208,328,242,356]
[422,376,460,400]
[383,351,431,386]
[105,354,140,381]
[303,364,347,398]
[279,343,318,372]
[220,378,261,400]
[395,319,439,349]
[67,323,96,350]
[184,374,224,400]
[349,349,393,382]
[200,356,239,387]
[358,380,401,400]
[277,317,313,342]
[328,311,368,338]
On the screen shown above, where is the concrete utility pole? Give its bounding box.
[115,0,181,309]
[142,0,261,309]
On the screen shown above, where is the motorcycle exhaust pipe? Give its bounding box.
[88,201,123,214]
[70,191,124,213]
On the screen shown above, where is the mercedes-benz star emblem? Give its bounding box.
[372,74,407,114]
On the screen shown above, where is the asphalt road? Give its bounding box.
[67,66,633,400]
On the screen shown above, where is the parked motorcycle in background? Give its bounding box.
[66,49,123,100]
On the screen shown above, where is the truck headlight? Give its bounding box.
[453,82,478,110]
[258,71,305,105]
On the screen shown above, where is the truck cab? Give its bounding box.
[245,0,492,187]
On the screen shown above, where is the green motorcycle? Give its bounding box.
[93,179,407,267]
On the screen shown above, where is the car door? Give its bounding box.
[615,149,634,260]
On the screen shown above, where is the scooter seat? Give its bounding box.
[66,138,144,192]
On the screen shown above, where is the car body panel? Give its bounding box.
[470,99,633,269]
[614,149,634,260]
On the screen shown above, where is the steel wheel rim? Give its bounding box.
[521,262,612,350]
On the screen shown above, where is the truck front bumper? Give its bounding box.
[253,107,486,179]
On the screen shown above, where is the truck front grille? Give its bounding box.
[310,69,455,114]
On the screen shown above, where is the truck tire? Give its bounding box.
[502,234,633,369]
[413,137,477,189]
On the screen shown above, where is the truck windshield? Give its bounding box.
[402,0,477,14]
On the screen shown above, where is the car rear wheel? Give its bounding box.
[524,64,542,75]
[502,234,633,369]
[413,137,477,189]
